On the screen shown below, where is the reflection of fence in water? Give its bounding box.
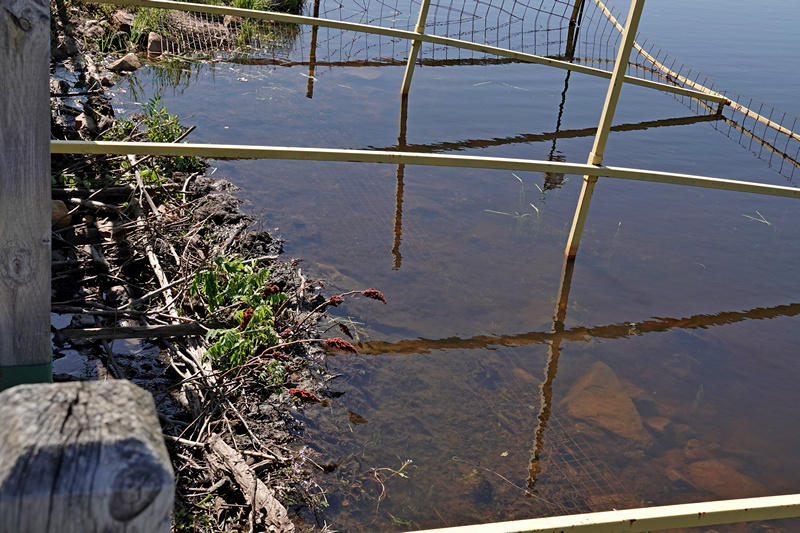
[145,0,800,183]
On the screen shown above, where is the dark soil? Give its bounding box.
[47,3,361,531]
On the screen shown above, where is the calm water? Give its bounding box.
[116,0,800,529]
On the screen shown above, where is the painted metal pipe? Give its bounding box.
[408,494,800,533]
[51,141,800,200]
[562,0,647,260]
[400,0,432,96]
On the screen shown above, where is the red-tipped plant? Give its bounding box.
[325,337,358,354]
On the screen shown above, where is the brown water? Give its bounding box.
[115,0,800,529]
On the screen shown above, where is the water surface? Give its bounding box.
[115,1,800,529]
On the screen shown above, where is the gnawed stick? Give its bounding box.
[61,322,212,340]
[207,434,295,533]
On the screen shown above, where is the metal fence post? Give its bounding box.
[563,0,647,260]
[0,0,52,390]
[400,0,433,97]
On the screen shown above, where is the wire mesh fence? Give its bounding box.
[630,33,800,182]
[121,0,800,183]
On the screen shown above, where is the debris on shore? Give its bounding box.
[49,2,380,530]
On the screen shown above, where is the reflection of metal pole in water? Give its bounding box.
[392,96,409,269]
[564,0,586,61]
[305,0,320,99]
[543,70,572,192]
[529,0,646,490]
[527,257,574,491]
[392,164,405,269]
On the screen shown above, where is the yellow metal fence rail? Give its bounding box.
[409,494,800,533]
[52,140,800,200]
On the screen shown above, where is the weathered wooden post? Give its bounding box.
[0,0,53,389]
[564,0,585,60]
[0,381,175,532]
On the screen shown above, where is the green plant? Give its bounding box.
[53,172,93,189]
[485,174,541,229]
[141,95,183,143]
[102,116,138,141]
[742,210,773,226]
[130,7,168,45]
[259,358,287,388]
[190,256,287,371]
[368,458,415,511]
[105,96,204,175]
[234,0,273,10]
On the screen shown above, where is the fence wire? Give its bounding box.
[128,0,800,182]
[630,34,800,182]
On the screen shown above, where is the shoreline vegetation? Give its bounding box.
[48,1,382,530]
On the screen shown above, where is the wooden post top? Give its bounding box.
[0,381,175,532]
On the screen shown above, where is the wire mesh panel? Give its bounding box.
[628,32,800,183]
[532,415,638,515]
[716,93,800,182]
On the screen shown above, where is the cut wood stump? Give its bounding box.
[0,381,174,532]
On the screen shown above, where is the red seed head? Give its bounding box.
[324,337,358,354]
[361,288,386,304]
[263,284,281,297]
[288,388,321,403]
[239,307,255,330]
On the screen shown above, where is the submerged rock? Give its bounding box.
[687,459,766,499]
[561,361,652,447]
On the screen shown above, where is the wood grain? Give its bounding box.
[0,0,52,368]
[0,381,174,532]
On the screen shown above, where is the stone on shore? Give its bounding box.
[147,32,163,56]
[52,200,71,229]
[109,52,142,73]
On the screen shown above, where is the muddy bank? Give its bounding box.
[48,4,382,530]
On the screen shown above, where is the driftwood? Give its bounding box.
[61,322,210,340]
[206,434,295,533]
[52,185,178,202]
[0,381,174,532]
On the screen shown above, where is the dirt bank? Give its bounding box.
[48,3,380,530]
